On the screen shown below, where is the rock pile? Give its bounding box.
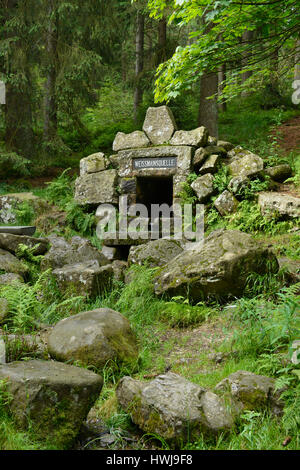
[116,370,285,443]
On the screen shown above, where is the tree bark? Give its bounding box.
[218,64,227,113]
[157,17,167,64]
[3,0,35,158]
[295,39,300,81]
[241,29,255,96]
[198,15,219,138]
[133,11,144,123]
[43,0,58,141]
[198,72,219,139]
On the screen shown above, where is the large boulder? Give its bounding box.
[128,239,183,268]
[0,249,28,277]
[117,373,235,442]
[80,152,107,176]
[228,147,264,178]
[111,260,128,283]
[0,360,103,447]
[191,174,215,203]
[0,193,50,225]
[53,260,114,298]
[143,106,177,145]
[154,230,278,302]
[258,192,300,219]
[217,140,235,152]
[41,235,108,271]
[265,164,292,183]
[228,176,251,195]
[193,146,226,171]
[48,308,138,369]
[0,233,49,256]
[198,154,220,175]
[2,333,48,359]
[214,190,239,216]
[193,147,209,170]
[113,131,150,152]
[0,273,24,286]
[74,169,118,205]
[215,370,285,416]
[170,127,208,147]
[278,257,300,284]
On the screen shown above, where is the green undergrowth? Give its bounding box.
[83,268,300,451]
[0,270,85,334]
[0,258,299,450]
[205,200,300,236]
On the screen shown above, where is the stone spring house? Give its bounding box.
[74,105,215,247]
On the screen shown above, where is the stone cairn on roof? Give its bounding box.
[74,105,296,239]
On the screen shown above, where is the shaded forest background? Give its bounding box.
[0,0,299,180]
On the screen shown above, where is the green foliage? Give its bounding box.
[0,380,12,410]
[219,100,298,149]
[0,271,84,333]
[148,0,299,103]
[3,335,43,363]
[45,169,74,206]
[44,169,97,236]
[0,151,31,178]
[114,265,162,349]
[14,244,45,282]
[178,178,198,205]
[245,267,286,298]
[65,200,96,237]
[14,201,35,226]
[160,299,216,328]
[213,165,231,193]
[230,284,300,357]
[235,177,271,200]
[227,200,298,235]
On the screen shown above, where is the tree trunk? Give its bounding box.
[121,41,127,84]
[5,76,35,158]
[198,15,219,138]
[198,72,219,139]
[4,0,35,158]
[43,0,58,141]
[295,39,300,81]
[241,29,255,96]
[218,64,227,113]
[133,11,144,123]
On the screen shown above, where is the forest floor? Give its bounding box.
[273,115,300,154]
[0,105,299,451]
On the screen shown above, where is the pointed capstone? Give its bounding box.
[143,106,177,145]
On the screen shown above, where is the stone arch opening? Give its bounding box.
[136,176,173,212]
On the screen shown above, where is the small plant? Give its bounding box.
[0,271,84,333]
[65,200,96,237]
[178,181,197,205]
[235,177,271,200]
[227,200,298,235]
[0,380,12,410]
[230,284,300,357]
[213,165,231,193]
[245,267,286,298]
[0,151,31,178]
[14,201,35,226]
[160,298,216,327]
[45,169,74,206]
